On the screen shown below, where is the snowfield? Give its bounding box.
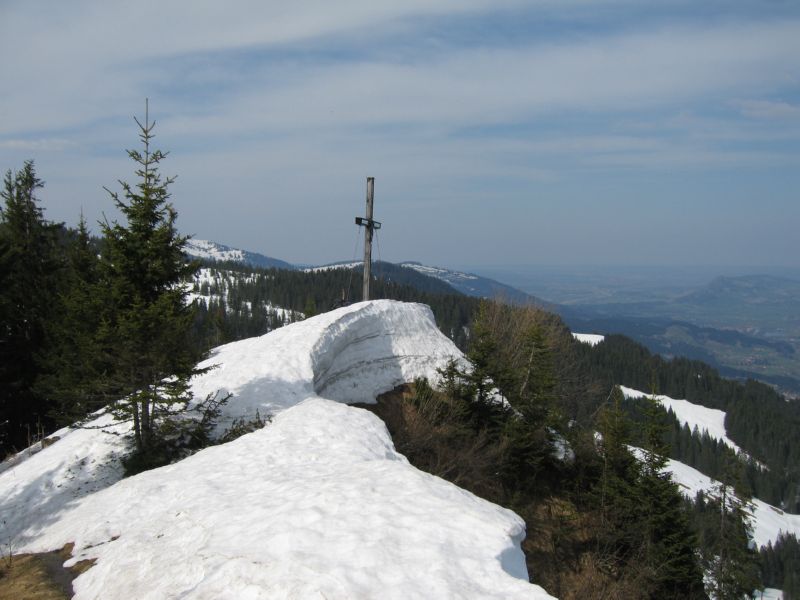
[184,238,246,263]
[572,333,605,346]
[399,262,479,281]
[662,457,800,548]
[0,300,553,600]
[303,261,362,273]
[620,386,744,454]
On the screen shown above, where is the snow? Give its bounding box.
[0,300,552,599]
[660,455,800,548]
[572,333,605,346]
[187,267,294,321]
[185,239,246,263]
[620,386,744,454]
[759,589,784,600]
[303,261,361,273]
[400,262,479,281]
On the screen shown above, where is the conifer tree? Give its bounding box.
[0,161,63,452]
[36,216,105,423]
[704,456,761,599]
[595,386,642,562]
[98,102,206,463]
[636,392,705,598]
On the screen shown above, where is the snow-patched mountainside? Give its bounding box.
[621,386,743,454]
[185,238,294,270]
[0,300,553,600]
[399,262,548,305]
[660,456,800,548]
[186,238,246,262]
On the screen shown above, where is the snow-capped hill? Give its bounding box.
[0,301,552,599]
[401,262,479,281]
[185,238,294,270]
[399,262,549,306]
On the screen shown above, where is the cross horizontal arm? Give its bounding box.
[355,217,382,230]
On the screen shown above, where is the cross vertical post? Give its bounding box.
[355,177,381,301]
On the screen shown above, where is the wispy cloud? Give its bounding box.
[736,99,800,119]
[1,2,799,266]
[0,138,75,152]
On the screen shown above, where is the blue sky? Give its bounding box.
[1,1,799,267]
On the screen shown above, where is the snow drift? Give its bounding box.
[0,300,553,599]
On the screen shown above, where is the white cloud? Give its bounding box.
[2,2,799,265]
[736,99,800,119]
[0,138,75,152]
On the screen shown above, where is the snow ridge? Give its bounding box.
[0,300,551,600]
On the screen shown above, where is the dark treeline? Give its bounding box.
[759,533,800,597]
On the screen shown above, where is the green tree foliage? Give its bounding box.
[691,456,761,599]
[759,533,800,598]
[637,392,706,598]
[595,386,643,565]
[36,216,106,424]
[97,104,206,462]
[594,386,706,597]
[462,301,564,493]
[0,161,64,452]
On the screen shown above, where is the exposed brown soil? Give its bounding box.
[0,543,95,600]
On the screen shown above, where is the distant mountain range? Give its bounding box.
[184,239,800,395]
[185,239,549,306]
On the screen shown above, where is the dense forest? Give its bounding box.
[2,152,798,596]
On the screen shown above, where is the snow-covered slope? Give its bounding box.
[0,300,553,599]
[572,333,605,346]
[185,238,294,270]
[399,262,548,305]
[663,457,800,548]
[187,267,296,323]
[621,386,744,454]
[303,261,362,273]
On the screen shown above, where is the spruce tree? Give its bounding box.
[636,392,705,598]
[0,161,63,452]
[98,102,206,464]
[595,386,642,563]
[36,216,106,424]
[704,456,761,599]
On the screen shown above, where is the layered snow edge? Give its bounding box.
[0,300,553,599]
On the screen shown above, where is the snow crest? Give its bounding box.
[0,300,552,599]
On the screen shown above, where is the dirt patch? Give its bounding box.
[0,543,95,600]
